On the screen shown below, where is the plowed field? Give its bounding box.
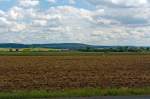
[0,55,149,91]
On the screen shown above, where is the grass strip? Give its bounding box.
[0,87,149,99]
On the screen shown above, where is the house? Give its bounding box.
[9,49,19,52]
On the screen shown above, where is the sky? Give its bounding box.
[0,0,150,46]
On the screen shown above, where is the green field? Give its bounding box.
[0,48,149,56]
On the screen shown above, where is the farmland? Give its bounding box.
[0,54,149,91]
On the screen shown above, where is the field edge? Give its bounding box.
[0,87,150,99]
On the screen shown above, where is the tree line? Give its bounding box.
[78,46,150,52]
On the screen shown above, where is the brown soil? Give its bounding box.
[0,55,149,91]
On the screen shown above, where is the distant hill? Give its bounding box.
[0,43,115,49]
[0,43,143,49]
[30,43,90,49]
[0,43,28,48]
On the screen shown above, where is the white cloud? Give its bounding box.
[0,10,5,16]
[19,0,39,8]
[10,23,26,32]
[47,0,57,3]
[111,0,148,7]
[69,0,76,4]
[87,0,149,8]
[0,17,10,25]
[32,20,47,26]
[8,6,24,20]
[0,0,150,45]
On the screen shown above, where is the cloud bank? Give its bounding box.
[0,0,149,46]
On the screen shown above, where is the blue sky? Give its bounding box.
[0,0,150,46]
